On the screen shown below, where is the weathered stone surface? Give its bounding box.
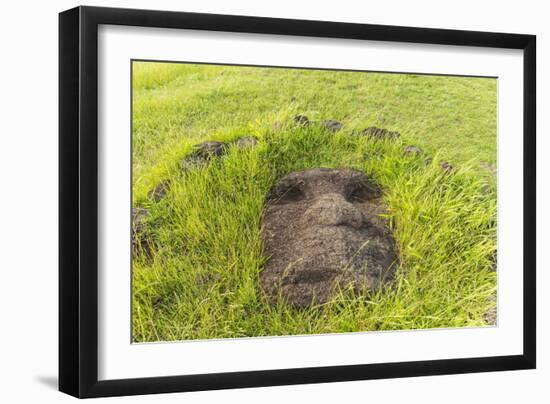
[181,141,227,170]
[235,136,258,149]
[362,127,400,139]
[294,114,310,125]
[192,141,227,158]
[404,145,423,156]
[260,168,398,308]
[181,155,208,170]
[148,180,170,202]
[440,162,454,173]
[323,119,343,132]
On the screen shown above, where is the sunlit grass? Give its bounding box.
[132,61,497,342]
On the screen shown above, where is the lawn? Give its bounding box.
[132,61,497,343]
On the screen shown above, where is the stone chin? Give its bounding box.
[260,168,399,308]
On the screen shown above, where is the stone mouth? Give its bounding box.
[281,264,338,285]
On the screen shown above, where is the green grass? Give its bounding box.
[132,61,497,343]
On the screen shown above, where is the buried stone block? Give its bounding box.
[260,168,398,308]
[323,119,343,132]
[148,180,170,202]
[181,155,209,170]
[294,114,310,125]
[440,162,454,173]
[181,140,227,170]
[180,137,257,171]
[191,141,227,158]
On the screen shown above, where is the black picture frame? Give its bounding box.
[59,5,536,398]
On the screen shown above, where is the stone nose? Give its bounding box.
[303,193,363,228]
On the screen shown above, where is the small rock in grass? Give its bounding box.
[133,236,154,261]
[362,127,400,139]
[192,141,227,158]
[294,114,310,125]
[181,141,227,170]
[148,180,170,202]
[235,136,258,149]
[404,145,423,156]
[152,296,164,308]
[323,119,343,132]
[440,162,454,173]
[181,155,208,170]
[132,207,150,233]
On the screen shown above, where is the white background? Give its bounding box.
[98,25,524,380]
[0,0,546,402]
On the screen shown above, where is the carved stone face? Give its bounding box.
[260,168,398,308]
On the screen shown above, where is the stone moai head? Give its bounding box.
[260,168,398,308]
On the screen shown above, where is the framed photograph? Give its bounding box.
[59,6,536,398]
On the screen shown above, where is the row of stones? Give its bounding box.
[132,135,259,259]
[294,114,398,138]
[133,115,454,258]
[291,114,454,172]
[148,136,258,202]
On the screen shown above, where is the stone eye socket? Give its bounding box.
[268,181,305,204]
[347,183,379,203]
